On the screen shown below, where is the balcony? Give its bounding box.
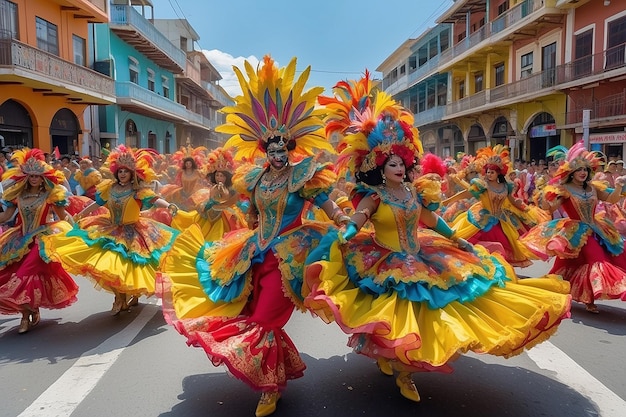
[52,0,108,22]
[0,38,115,104]
[201,80,233,107]
[564,91,626,128]
[414,106,446,128]
[557,42,626,89]
[437,0,563,72]
[116,81,189,122]
[109,4,186,73]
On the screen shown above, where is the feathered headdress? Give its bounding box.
[106,145,157,184]
[204,147,235,175]
[548,140,603,184]
[320,72,422,176]
[170,145,207,169]
[476,144,511,175]
[217,55,334,161]
[1,148,66,201]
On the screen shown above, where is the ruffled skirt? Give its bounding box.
[40,215,178,296]
[0,223,78,314]
[157,221,334,391]
[304,230,571,372]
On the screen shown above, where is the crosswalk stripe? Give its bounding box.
[527,341,626,417]
[17,305,158,417]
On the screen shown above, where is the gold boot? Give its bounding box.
[396,372,420,402]
[255,391,281,417]
[376,357,393,376]
[18,317,30,334]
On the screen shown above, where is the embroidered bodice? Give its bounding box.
[484,182,508,216]
[106,186,143,225]
[17,193,50,234]
[562,184,597,223]
[369,186,422,255]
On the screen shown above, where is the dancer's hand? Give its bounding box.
[456,238,474,253]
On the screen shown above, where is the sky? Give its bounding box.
[150,0,455,97]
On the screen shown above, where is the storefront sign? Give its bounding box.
[529,123,557,138]
[589,132,626,144]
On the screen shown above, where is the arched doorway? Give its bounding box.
[467,124,487,154]
[528,112,558,163]
[147,130,157,149]
[491,116,513,147]
[438,125,464,158]
[0,99,33,148]
[125,119,138,148]
[50,108,79,156]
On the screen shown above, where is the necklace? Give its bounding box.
[384,184,411,203]
[22,193,41,199]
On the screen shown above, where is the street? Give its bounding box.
[1,260,625,417]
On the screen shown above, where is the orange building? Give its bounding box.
[0,0,115,155]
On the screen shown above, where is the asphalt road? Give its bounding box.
[1,259,625,417]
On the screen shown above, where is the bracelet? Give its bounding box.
[167,203,178,217]
[355,207,371,220]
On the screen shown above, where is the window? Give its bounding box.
[474,72,483,92]
[437,80,447,106]
[457,31,466,43]
[180,36,188,51]
[129,57,139,84]
[408,56,417,72]
[429,37,438,59]
[36,17,58,55]
[459,80,465,99]
[418,45,428,67]
[427,82,436,109]
[0,0,18,39]
[162,76,170,98]
[574,29,593,77]
[495,63,505,86]
[440,29,449,52]
[520,52,533,78]
[147,69,155,92]
[498,1,509,16]
[418,88,426,113]
[607,15,626,69]
[400,64,406,75]
[73,35,85,66]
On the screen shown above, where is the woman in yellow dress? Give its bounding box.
[305,74,571,403]
[40,145,179,314]
[157,56,347,417]
[0,148,78,334]
[171,147,247,240]
[159,146,207,212]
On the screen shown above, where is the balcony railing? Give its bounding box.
[202,80,233,106]
[565,91,626,125]
[109,4,186,72]
[558,42,626,85]
[446,90,487,115]
[116,81,188,120]
[414,106,446,127]
[0,38,115,101]
[438,0,547,69]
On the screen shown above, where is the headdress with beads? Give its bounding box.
[1,147,66,201]
[319,71,422,176]
[548,140,603,184]
[106,145,157,184]
[204,147,236,175]
[476,144,511,175]
[216,55,335,161]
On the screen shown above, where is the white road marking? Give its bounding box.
[17,305,157,417]
[527,341,626,417]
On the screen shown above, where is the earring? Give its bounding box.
[382,172,387,185]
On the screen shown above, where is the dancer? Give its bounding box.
[305,74,571,402]
[156,56,350,417]
[40,145,179,314]
[449,145,540,267]
[0,148,78,334]
[171,147,247,240]
[160,146,207,211]
[522,141,626,313]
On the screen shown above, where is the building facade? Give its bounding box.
[379,0,626,162]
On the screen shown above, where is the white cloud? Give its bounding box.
[201,50,268,98]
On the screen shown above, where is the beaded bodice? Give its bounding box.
[17,193,48,234]
[485,182,508,215]
[107,185,137,225]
